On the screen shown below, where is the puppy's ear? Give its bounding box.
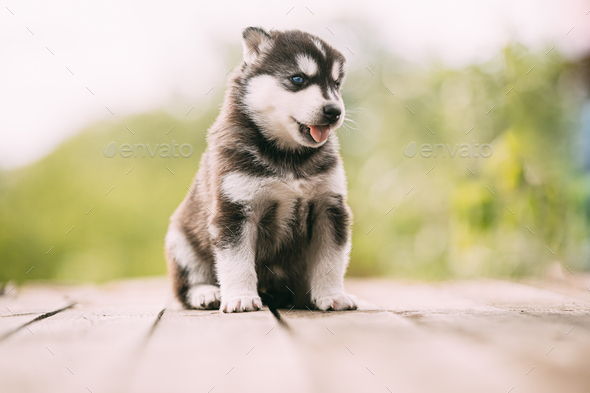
[242,27,272,65]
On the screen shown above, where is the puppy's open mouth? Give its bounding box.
[293,119,331,143]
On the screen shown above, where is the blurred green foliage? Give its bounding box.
[1,43,589,283]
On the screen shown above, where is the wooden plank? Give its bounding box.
[346,278,500,313]
[0,277,588,393]
[439,279,590,313]
[0,278,168,393]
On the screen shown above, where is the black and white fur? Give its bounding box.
[165,27,357,312]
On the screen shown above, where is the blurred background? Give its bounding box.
[2,0,590,284]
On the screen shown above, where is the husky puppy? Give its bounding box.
[165,27,357,313]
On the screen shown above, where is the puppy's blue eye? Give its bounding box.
[292,76,304,84]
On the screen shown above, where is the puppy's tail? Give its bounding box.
[259,291,290,329]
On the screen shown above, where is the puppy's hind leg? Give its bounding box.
[165,225,220,309]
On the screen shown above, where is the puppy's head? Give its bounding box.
[239,27,346,149]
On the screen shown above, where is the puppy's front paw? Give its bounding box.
[221,295,262,313]
[187,285,221,309]
[315,293,358,311]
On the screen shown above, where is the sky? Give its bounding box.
[1,0,589,169]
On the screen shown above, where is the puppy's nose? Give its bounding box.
[323,105,341,122]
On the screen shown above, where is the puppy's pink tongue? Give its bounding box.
[309,125,331,143]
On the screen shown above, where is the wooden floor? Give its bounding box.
[1,275,589,393]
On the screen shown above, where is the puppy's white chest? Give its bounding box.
[221,172,336,206]
[277,177,317,199]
